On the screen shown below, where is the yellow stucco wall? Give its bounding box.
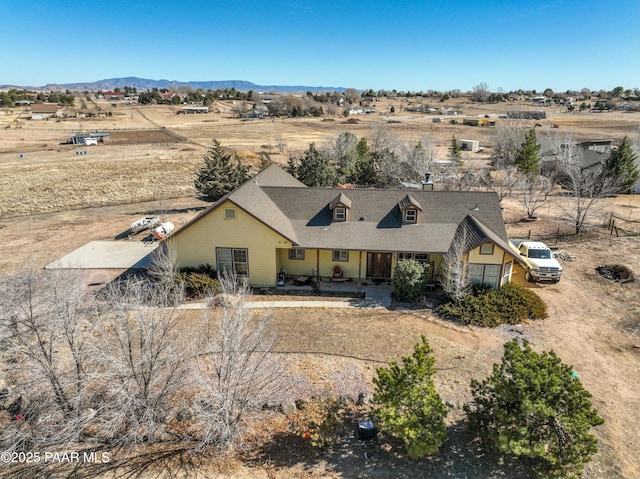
[172,201,291,286]
[279,249,364,278]
[467,242,505,265]
[466,242,516,286]
[280,250,444,281]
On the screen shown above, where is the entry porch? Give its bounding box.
[276,248,439,286]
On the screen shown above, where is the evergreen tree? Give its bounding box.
[603,136,639,193]
[285,156,298,177]
[448,135,463,165]
[373,336,447,458]
[294,143,338,187]
[514,129,541,175]
[466,339,604,478]
[348,137,378,186]
[194,139,249,200]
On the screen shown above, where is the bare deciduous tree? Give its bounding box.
[331,131,358,172]
[519,174,552,219]
[555,151,615,234]
[401,135,437,182]
[0,247,283,456]
[0,267,97,450]
[471,82,490,102]
[487,167,518,202]
[343,88,360,105]
[493,118,527,170]
[441,227,471,301]
[92,270,190,446]
[193,273,283,451]
[369,121,396,155]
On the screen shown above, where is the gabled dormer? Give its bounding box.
[398,194,422,224]
[329,192,352,222]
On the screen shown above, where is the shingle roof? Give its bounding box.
[259,185,508,253]
[174,165,511,255]
[174,164,305,243]
[398,194,422,211]
[449,215,526,266]
[30,103,59,113]
[329,192,352,210]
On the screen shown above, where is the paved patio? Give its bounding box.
[45,240,159,270]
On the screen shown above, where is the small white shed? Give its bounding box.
[458,139,480,152]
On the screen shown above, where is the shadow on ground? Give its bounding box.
[253,418,538,479]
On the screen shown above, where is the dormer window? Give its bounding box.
[404,209,417,223]
[398,194,422,224]
[329,192,351,223]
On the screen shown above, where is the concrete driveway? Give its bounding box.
[46,240,159,270]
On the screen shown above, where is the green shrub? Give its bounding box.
[437,282,547,327]
[392,259,428,303]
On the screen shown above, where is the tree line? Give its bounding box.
[196,128,639,240]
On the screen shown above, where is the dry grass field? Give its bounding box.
[1,99,640,478]
[1,98,638,218]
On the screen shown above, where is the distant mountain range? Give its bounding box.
[1,77,346,93]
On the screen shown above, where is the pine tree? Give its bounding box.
[294,143,338,187]
[466,339,604,478]
[514,129,541,175]
[603,136,639,193]
[373,336,447,458]
[348,137,378,186]
[194,139,249,200]
[448,135,463,165]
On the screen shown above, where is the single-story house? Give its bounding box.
[67,132,110,145]
[170,165,523,288]
[102,91,125,101]
[30,103,59,120]
[180,106,209,114]
[540,140,613,177]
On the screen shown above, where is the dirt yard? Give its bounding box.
[1,101,639,478]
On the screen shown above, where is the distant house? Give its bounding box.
[170,165,523,289]
[102,91,125,101]
[540,140,613,177]
[348,107,375,115]
[67,132,110,145]
[180,106,208,114]
[251,105,269,118]
[30,103,59,120]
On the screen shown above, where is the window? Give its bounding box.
[288,248,305,260]
[479,242,494,255]
[404,209,417,223]
[224,208,236,220]
[398,252,430,264]
[502,261,513,284]
[216,247,248,276]
[468,264,500,288]
[334,207,346,222]
[332,250,349,262]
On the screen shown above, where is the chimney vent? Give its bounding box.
[421,172,434,191]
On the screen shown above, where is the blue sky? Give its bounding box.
[1,0,638,92]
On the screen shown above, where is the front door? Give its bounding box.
[367,252,392,279]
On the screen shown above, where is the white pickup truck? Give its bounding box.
[510,240,563,282]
